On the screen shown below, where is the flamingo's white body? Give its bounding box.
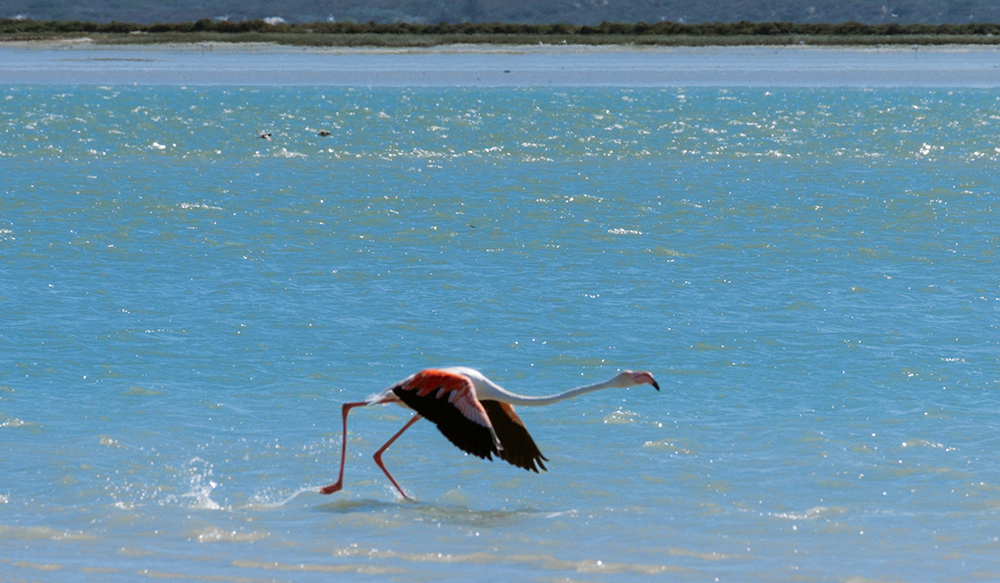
[320,367,660,499]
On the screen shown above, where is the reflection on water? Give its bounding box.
[318,497,539,529]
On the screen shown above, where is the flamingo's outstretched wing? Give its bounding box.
[391,369,547,472]
[481,401,548,473]
[392,369,500,461]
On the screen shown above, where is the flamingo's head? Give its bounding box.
[613,370,660,391]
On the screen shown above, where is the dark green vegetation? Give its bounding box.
[2,0,1000,26]
[3,18,1000,47]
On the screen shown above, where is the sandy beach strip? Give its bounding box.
[2,41,1000,86]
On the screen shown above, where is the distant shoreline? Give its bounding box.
[5,32,1000,48]
[4,19,1000,48]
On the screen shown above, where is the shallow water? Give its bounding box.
[2,84,1000,582]
[4,44,1000,86]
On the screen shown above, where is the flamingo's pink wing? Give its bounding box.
[392,369,499,461]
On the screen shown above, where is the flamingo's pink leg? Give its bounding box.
[373,415,422,500]
[319,401,369,495]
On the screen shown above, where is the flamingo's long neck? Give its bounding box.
[490,378,619,407]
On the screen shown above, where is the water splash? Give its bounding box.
[180,457,222,510]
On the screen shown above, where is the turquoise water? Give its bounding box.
[2,85,1000,581]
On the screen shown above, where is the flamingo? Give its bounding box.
[319,367,660,499]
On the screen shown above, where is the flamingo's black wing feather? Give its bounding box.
[481,400,548,473]
[393,384,498,461]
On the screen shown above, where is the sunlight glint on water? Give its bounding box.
[2,85,1000,582]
